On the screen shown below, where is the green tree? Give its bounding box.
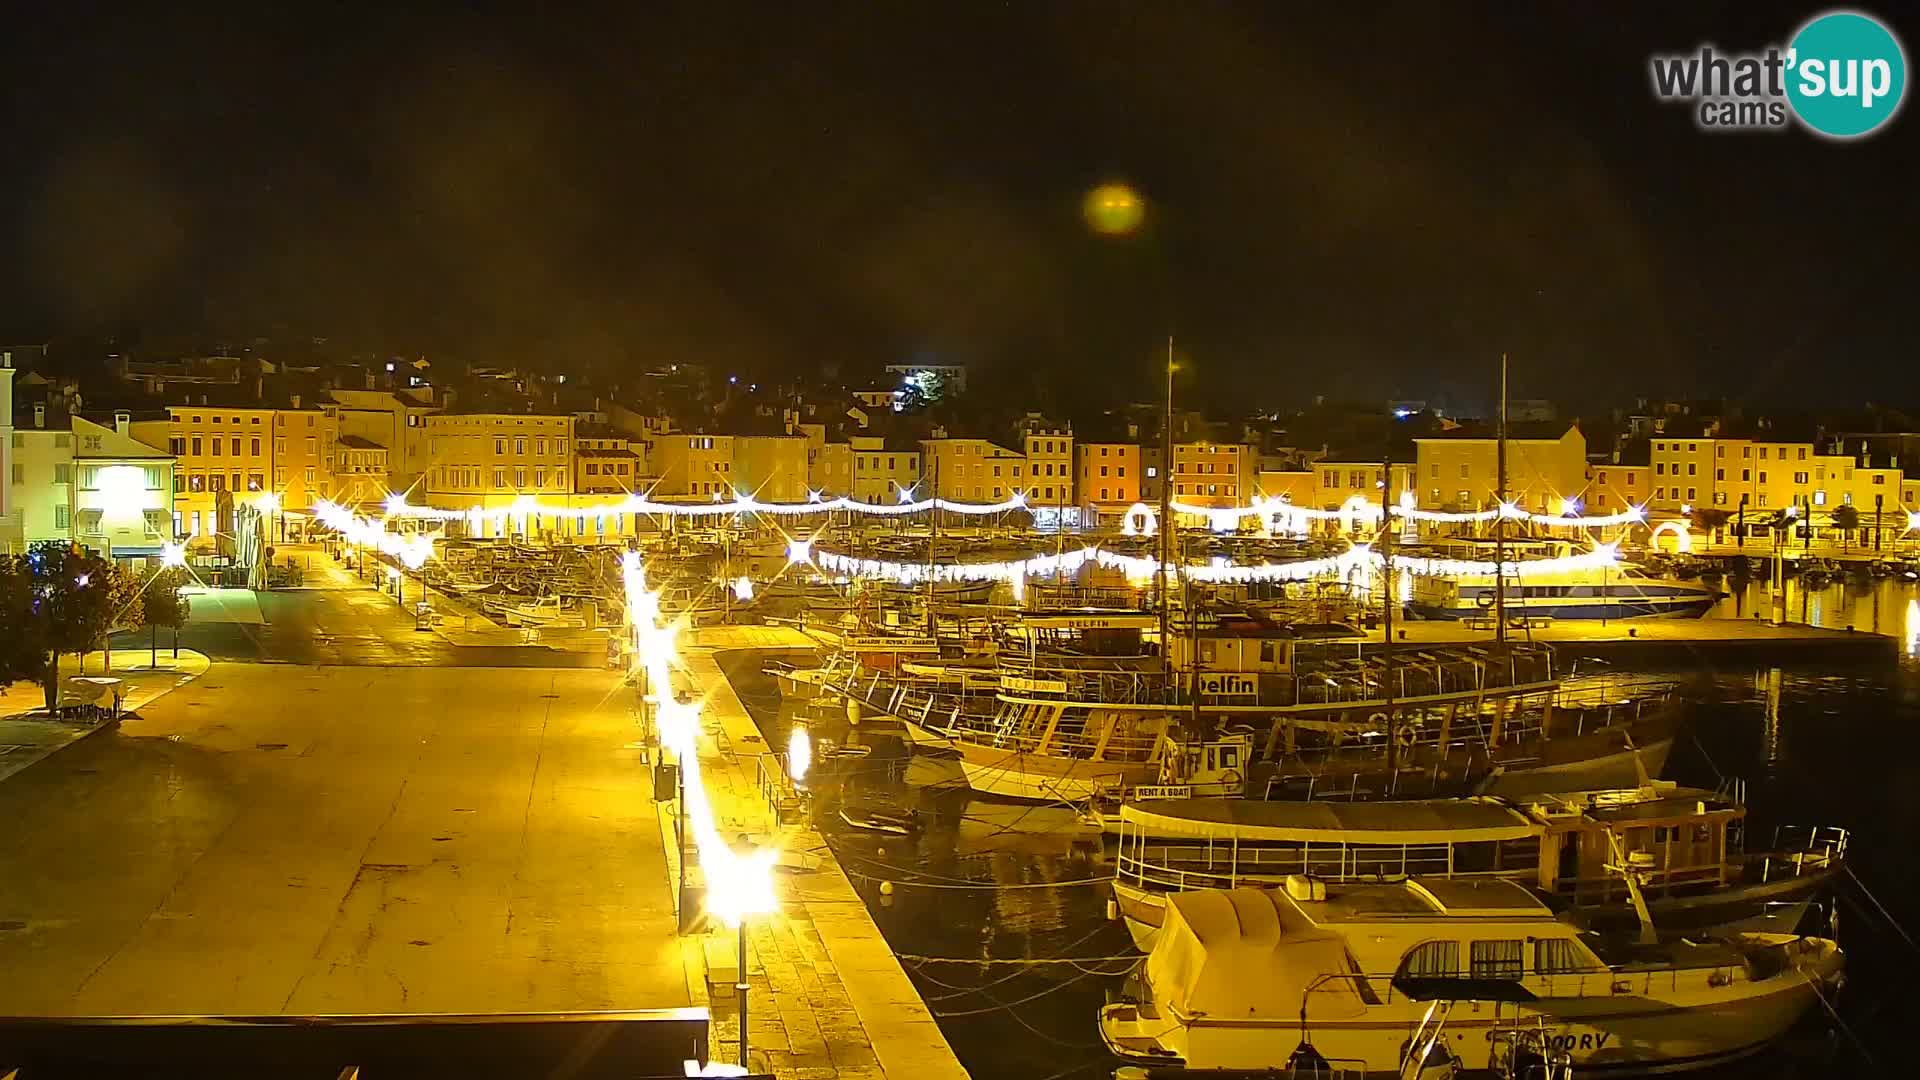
[137,567,193,665]
[23,542,120,711]
[1831,504,1861,552]
[0,555,51,697]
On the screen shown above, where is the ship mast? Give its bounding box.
[1494,353,1509,646]
[1159,337,1175,673]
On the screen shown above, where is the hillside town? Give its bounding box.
[9,344,1920,563]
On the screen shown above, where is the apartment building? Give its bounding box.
[574,426,643,495]
[733,435,810,503]
[332,436,392,510]
[4,402,73,550]
[650,433,735,499]
[1412,424,1588,515]
[1077,442,1142,523]
[1169,442,1257,510]
[72,415,175,560]
[850,436,919,503]
[920,438,1024,501]
[1022,427,1075,510]
[330,388,438,496]
[422,411,576,507]
[129,398,338,544]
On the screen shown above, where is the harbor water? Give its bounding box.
[719,576,1920,1078]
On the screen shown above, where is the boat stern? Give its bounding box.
[1097,1001,1185,1065]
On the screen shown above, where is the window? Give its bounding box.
[1534,939,1585,975]
[304,466,315,483]
[1714,492,1727,505]
[248,473,263,491]
[535,438,547,455]
[230,472,241,491]
[53,463,71,484]
[1716,468,1724,480]
[1794,471,1809,485]
[1742,447,1751,458]
[211,475,226,492]
[211,438,222,457]
[535,467,548,487]
[1814,490,1827,506]
[1471,940,1524,980]
[1687,463,1696,476]
[1716,445,1725,457]
[1459,464,1470,479]
[514,468,527,488]
[1117,466,1126,478]
[1655,463,1664,475]
[1146,466,1157,478]
[54,504,70,530]
[174,473,186,493]
[1798,447,1808,460]
[1686,487,1696,500]
[1875,474,1887,485]
[1742,469,1750,481]
[252,438,261,455]
[1759,447,1768,460]
[494,468,506,488]
[1759,472,1768,484]
[1398,941,1460,977]
[191,437,203,455]
[1760,493,1769,507]
[170,437,185,455]
[515,437,527,454]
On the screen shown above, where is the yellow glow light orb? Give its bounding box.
[1083,182,1144,235]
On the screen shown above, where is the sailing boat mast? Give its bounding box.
[925,454,939,640]
[1494,353,1509,646]
[1159,337,1176,670]
[1382,435,1399,773]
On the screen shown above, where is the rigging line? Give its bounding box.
[1688,732,1726,785]
[906,924,1125,999]
[1845,864,1918,954]
[843,869,1114,890]
[929,967,1102,1018]
[1805,972,1876,1072]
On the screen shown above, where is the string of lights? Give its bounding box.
[796,541,1621,585]
[374,492,1646,529]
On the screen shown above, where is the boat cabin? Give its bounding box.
[1165,614,1299,678]
[1523,787,1743,902]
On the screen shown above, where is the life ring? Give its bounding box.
[1218,768,1243,788]
[1475,592,1496,609]
[1393,723,1419,750]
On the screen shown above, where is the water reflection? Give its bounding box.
[1709,574,1920,637]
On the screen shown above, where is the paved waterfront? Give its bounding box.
[0,661,686,1017]
[0,573,967,1078]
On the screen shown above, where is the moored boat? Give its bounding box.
[1108,785,1846,951]
[1099,879,1844,1074]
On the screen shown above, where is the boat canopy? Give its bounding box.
[1120,798,1540,845]
[1147,888,1368,1022]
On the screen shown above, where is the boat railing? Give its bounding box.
[1758,825,1850,882]
[1557,863,1728,903]
[949,712,1164,761]
[1117,842,1462,892]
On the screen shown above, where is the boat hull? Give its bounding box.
[954,741,1155,802]
[1101,944,1841,1073]
[1409,596,1716,620]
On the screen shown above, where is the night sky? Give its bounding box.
[1,3,1913,412]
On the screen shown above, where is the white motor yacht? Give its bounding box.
[1100,878,1842,1075]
